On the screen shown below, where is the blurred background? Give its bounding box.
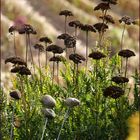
[1,0,139,89]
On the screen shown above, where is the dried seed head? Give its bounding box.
[111,76,129,84]
[69,20,82,28]
[9,26,16,34]
[59,10,73,17]
[11,66,31,75]
[65,98,80,107]
[94,3,111,11]
[88,51,106,60]
[57,33,71,40]
[99,15,115,24]
[69,53,85,64]
[39,37,52,44]
[80,24,96,32]
[46,45,64,54]
[93,23,108,32]
[119,16,134,25]
[14,117,21,128]
[49,55,65,63]
[118,49,135,58]
[18,24,37,34]
[101,0,118,5]
[34,44,44,52]
[10,90,21,100]
[103,85,124,99]
[41,95,56,108]
[64,36,76,48]
[42,108,56,119]
[5,56,27,66]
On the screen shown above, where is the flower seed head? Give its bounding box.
[39,37,52,44]
[118,49,135,58]
[99,15,115,24]
[88,51,106,60]
[10,90,21,100]
[94,23,108,32]
[64,36,76,48]
[101,0,118,5]
[59,10,73,17]
[42,108,56,119]
[18,24,37,34]
[69,53,85,64]
[11,66,31,75]
[9,26,16,34]
[41,95,56,108]
[46,45,64,54]
[119,16,134,25]
[94,3,111,11]
[49,55,65,63]
[80,24,96,32]
[69,20,82,28]
[65,98,80,107]
[33,44,44,52]
[111,76,129,84]
[103,85,124,99]
[5,56,27,66]
[57,33,71,40]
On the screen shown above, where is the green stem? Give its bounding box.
[86,31,89,72]
[13,32,17,56]
[57,108,70,140]
[124,58,128,78]
[40,118,48,140]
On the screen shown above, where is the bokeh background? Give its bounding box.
[1,0,139,88]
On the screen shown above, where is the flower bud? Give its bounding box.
[65,98,80,107]
[41,95,56,108]
[42,108,56,119]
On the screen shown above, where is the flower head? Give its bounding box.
[41,95,56,108]
[59,10,73,17]
[57,33,71,40]
[94,3,110,11]
[11,66,31,75]
[111,76,129,84]
[18,24,37,34]
[64,36,76,48]
[80,24,96,32]
[99,15,115,24]
[8,26,16,34]
[118,49,135,58]
[10,90,21,100]
[93,23,108,32]
[46,45,64,54]
[88,51,106,60]
[69,20,82,28]
[49,56,65,63]
[69,53,85,64]
[65,97,80,107]
[5,56,27,66]
[119,16,134,25]
[42,108,56,119]
[39,37,52,44]
[103,85,124,99]
[33,44,44,52]
[101,0,118,5]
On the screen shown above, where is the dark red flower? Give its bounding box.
[57,33,71,40]
[33,44,44,52]
[80,24,96,32]
[88,51,106,60]
[111,76,129,84]
[118,49,135,58]
[59,10,73,16]
[69,53,85,64]
[93,23,108,32]
[94,3,110,11]
[103,85,124,99]
[64,36,76,48]
[39,37,52,44]
[99,15,115,24]
[46,45,64,54]
[119,16,134,25]
[10,90,21,100]
[69,20,82,28]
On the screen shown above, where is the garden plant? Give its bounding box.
[0,0,139,140]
